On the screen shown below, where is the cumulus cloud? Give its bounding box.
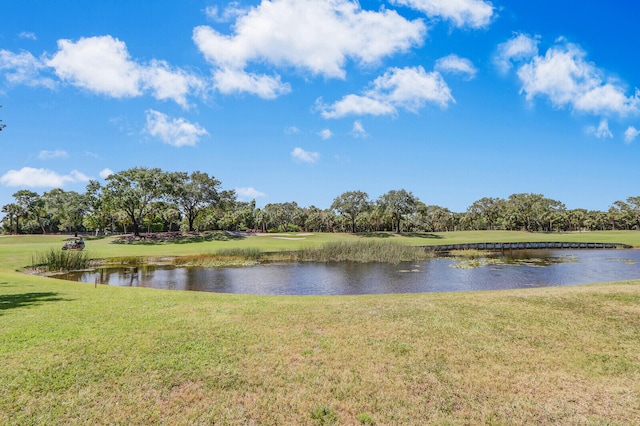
[624,126,639,144]
[99,168,114,179]
[516,39,640,116]
[213,67,290,99]
[494,33,540,73]
[318,128,333,140]
[318,66,453,118]
[587,119,613,139]
[48,36,141,97]
[0,49,56,88]
[38,149,68,160]
[291,147,319,163]
[0,167,90,188]
[144,109,209,147]
[235,186,266,199]
[193,0,425,97]
[392,0,495,28]
[45,35,204,107]
[435,54,477,80]
[141,60,206,106]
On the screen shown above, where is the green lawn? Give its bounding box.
[1,231,639,424]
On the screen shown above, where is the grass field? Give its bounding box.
[1,231,640,424]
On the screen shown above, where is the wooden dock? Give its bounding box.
[423,242,633,252]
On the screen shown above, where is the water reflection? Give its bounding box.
[54,249,640,295]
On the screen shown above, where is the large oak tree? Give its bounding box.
[166,171,221,232]
[331,191,371,233]
[103,167,168,237]
[377,189,418,233]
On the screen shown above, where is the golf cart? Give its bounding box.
[62,237,85,251]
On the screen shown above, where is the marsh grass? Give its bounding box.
[446,249,581,269]
[293,240,432,264]
[170,241,432,266]
[29,248,91,272]
[173,247,263,267]
[447,249,502,269]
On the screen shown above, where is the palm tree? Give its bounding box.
[2,203,21,233]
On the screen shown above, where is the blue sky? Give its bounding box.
[1,0,639,213]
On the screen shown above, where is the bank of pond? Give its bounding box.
[46,240,640,295]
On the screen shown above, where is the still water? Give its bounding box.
[55,249,640,295]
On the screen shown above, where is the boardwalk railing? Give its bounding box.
[423,242,632,252]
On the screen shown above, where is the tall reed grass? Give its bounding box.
[30,249,91,272]
[293,240,432,264]
[169,242,430,266]
[173,247,263,267]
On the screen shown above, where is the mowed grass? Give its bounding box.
[1,231,640,424]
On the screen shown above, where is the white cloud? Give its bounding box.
[235,186,266,199]
[99,168,114,179]
[291,147,319,163]
[495,33,539,73]
[317,94,396,118]
[38,149,68,160]
[516,40,640,116]
[392,0,495,28]
[205,2,248,22]
[435,54,477,80]
[624,126,639,144]
[319,66,453,118]
[587,119,613,139]
[0,49,56,88]
[18,31,37,40]
[318,128,333,140]
[284,126,300,135]
[141,60,206,107]
[213,67,291,99]
[69,170,91,181]
[0,167,90,188]
[46,35,204,107]
[351,120,367,138]
[193,0,425,97]
[144,109,209,147]
[48,36,142,98]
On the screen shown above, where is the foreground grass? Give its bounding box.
[1,231,640,424]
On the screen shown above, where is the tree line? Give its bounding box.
[1,167,639,235]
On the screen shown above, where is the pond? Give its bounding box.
[54,249,640,295]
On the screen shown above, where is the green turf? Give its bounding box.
[1,231,639,424]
